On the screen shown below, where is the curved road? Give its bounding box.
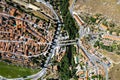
[69,0,108,80]
[0,0,62,80]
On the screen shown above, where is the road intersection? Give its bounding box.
[0,0,109,80]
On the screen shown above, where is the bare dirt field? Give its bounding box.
[98,49,120,63]
[74,1,120,80]
[109,63,120,80]
[74,0,120,24]
[98,49,120,80]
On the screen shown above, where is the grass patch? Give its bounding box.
[0,61,39,78]
[32,11,49,21]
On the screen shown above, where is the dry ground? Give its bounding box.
[109,63,120,80]
[98,49,120,63]
[74,0,120,80]
[98,50,120,80]
[32,11,49,21]
[74,0,120,24]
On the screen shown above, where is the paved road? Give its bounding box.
[0,13,44,31]
[36,0,59,21]
[23,0,62,79]
[76,14,108,80]
[0,0,108,80]
[25,68,47,80]
[69,0,76,16]
[79,42,108,80]
[69,0,108,80]
[0,40,25,43]
[0,0,61,80]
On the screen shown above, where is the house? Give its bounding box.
[100,24,108,31]
[102,34,120,41]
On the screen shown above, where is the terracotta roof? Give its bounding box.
[102,34,120,41]
[73,13,84,25]
[100,24,108,30]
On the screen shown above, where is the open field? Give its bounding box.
[32,11,49,21]
[74,0,120,24]
[0,62,39,78]
[109,63,120,80]
[98,49,120,64]
[33,2,54,16]
[11,0,51,22]
[98,49,120,80]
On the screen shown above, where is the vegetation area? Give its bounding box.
[58,46,77,80]
[80,15,97,25]
[75,0,120,25]
[109,28,120,36]
[94,41,120,53]
[90,75,105,80]
[32,11,49,21]
[59,0,79,79]
[60,1,78,39]
[102,19,120,35]
[6,0,49,22]
[29,0,36,3]
[0,61,39,78]
[94,41,113,52]
[48,0,79,80]
[0,6,3,12]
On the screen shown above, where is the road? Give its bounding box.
[36,0,59,21]
[24,0,62,79]
[69,0,76,16]
[79,41,108,80]
[74,12,108,80]
[0,0,62,80]
[69,0,108,80]
[26,0,109,79]
[0,0,108,80]
[0,12,49,39]
[0,13,44,31]
[24,68,47,80]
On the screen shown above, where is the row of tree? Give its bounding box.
[94,41,120,52]
[57,0,78,80]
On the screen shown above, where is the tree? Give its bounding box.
[94,41,100,47]
[0,53,2,59]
